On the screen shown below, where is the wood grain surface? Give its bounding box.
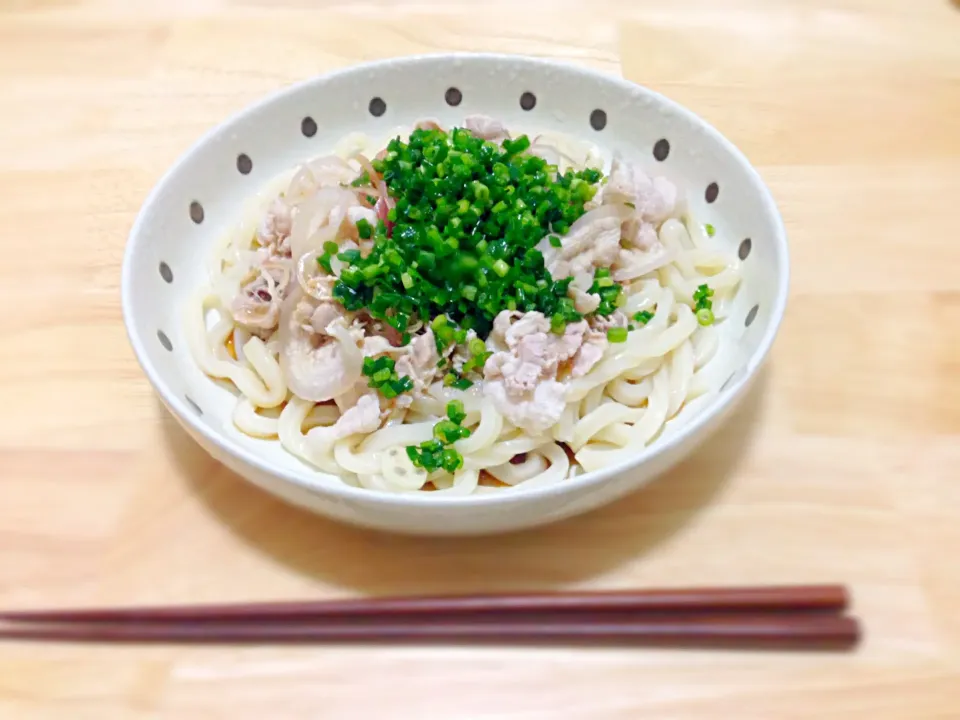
[1,0,959,717]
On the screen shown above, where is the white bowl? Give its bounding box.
[122,54,788,536]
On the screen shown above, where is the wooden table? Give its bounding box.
[2,0,959,717]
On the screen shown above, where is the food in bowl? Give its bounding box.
[185,115,743,495]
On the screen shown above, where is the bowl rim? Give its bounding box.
[121,52,789,509]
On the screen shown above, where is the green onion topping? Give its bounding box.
[361,356,414,398]
[693,284,715,326]
[407,399,471,472]
[607,327,628,343]
[331,125,608,343]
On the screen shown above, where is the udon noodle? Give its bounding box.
[185,116,742,495]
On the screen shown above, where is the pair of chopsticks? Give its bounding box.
[0,585,860,649]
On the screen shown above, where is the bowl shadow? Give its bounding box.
[162,369,768,595]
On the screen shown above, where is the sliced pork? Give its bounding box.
[464,115,510,144]
[482,311,607,433]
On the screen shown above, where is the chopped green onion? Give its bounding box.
[705,223,715,237]
[693,283,714,305]
[472,181,490,202]
[433,420,461,444]
[607,327,628,343]
[633,310,655,325]
[441,448,464,473]
[421,439,443,453]
[468,338,486,356]
[380,383,399,399]
[419,451,438,471]
[693,284,715,318]
[330,123,610,343]
[355,218,373,239]
[409,394,472,471]
[446,399,466,426]
[361,264,383,280]
[550,313,566,334]
[360,353,414,398]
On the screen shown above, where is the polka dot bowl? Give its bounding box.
[122,54,789,536]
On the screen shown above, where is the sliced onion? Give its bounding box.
[529,140,577,169]
[351,153,388,206]
[612,246,677,282]
[346,186,379,206]
[374,196,395,236]
[327,322,364,389]
[262,258,293,292]
[567,203,634,236]
[286,156,356,203]
[275,285,302,350]
[296,251,319,299]
[307,155,353,176]
[329,240,358,277]
[415,119,444,131]
[289,188,356,261]
[295,251,338,301]
[352,152,394,234]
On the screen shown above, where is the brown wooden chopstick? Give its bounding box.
[0,613,860,648]
[0,585,848,623]
[0,586,860,649]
